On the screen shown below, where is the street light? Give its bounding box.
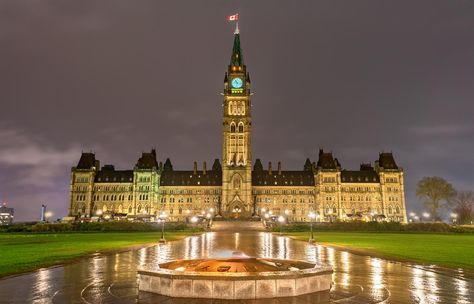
[159,211,167,243]
[44,211,53,222]
[308,212,316,243]
[327,209,333,223]
[451,213,458,224]
[422,212,430,222]
[278,215,285,235]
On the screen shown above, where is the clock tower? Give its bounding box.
[221,25,253,218]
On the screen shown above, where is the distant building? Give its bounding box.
[68,28,407,223]
[0,206,14,225]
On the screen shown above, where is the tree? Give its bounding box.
[450,191,474,225]
[416,177,456,221]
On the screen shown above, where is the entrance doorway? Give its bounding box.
[232,206,242,219]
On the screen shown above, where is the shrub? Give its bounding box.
[274,221,474,233]
[2,221,202,233]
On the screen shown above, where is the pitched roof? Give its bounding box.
[317,149,339,170]
[212,159,222,171]
[95,168,133,183]
[163,158,173,171]
[254,159,264,171]
[160,171,222,186]
[378,152,398,169]
[341,170,380,183]
[76,153,96,169]
[135,149,158,169]
[252,171,314,187]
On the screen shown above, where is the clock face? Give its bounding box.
[231,77,243,88]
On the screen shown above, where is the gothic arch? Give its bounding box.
[238,122,244,133]
[232,173,242,189]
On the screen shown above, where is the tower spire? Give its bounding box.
[234,22,239,34]
[230,26,243,67]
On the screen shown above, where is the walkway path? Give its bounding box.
[211,220,265,231]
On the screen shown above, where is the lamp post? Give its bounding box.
[450,213,458,224]
[278,215,285,235]
[44,211,53,223]
[206,212,212,229]
[159,211,167,243]
[308,212,316,243]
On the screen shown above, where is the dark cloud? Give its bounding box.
[1,1,473,220]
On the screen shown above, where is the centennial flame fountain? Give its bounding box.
[138,256,333,299]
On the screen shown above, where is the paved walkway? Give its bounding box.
[211,220,266,231]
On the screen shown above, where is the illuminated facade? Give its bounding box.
[68,29,407,223]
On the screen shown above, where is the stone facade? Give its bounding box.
[68,29,407,223]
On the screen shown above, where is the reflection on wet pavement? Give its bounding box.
[0,232,472,304]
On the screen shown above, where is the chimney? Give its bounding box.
[203,161,207,175]
[193,161,197,175]
[268,162,272,175]
[278,161,282,175]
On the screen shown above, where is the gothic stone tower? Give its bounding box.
[221,26,253,218]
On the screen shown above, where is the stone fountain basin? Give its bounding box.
[138,258,333,299]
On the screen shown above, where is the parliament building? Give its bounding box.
[68,28,407,223]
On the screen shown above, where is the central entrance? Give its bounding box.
[232,205,242,219]
[225,195,250,219]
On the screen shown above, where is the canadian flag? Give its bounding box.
[227,14,239,21]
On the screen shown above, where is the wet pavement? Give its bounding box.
[0,231,472,303]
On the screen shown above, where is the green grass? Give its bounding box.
[0,231,195,277]
[285,232,474,270]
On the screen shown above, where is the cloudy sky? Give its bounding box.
[1,1,473,221]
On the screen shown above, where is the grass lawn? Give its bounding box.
[0,231,195,277]
[285,232,474,270]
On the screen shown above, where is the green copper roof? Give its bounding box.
[230,33,244,67]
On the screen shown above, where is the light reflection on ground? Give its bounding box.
[0,231,472,304]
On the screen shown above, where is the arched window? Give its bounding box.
[137,205,142,213]
[238,123,244,133]
[128,206,132,213]
[145,205,149,214]
[395,206,400,214]
[388,206,393,214]
[230,123,236,133]
[233,175,241,189]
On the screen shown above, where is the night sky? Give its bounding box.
[1,1,473,221]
